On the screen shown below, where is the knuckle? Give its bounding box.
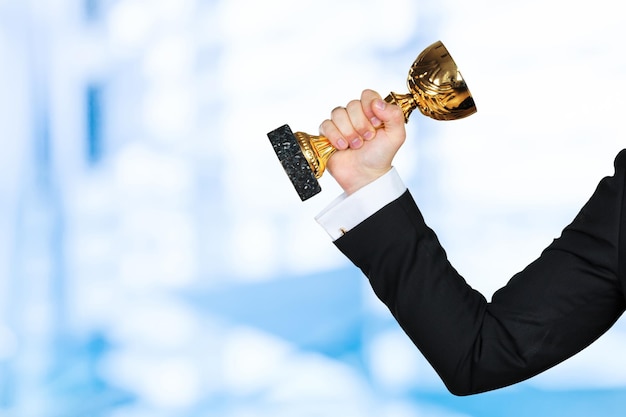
[346,100,361,110]
[319,119,334,136]
[330,106,345,117]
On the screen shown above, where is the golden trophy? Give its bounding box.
[268,40,477,201]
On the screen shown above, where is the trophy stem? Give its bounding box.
[384,92,416,122]
[294,132,337,179]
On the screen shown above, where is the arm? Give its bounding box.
[318,90,626,395]
[334,154,626,395]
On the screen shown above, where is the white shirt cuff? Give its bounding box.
[315,168,407,240]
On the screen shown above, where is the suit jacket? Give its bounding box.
[335,150,626,395]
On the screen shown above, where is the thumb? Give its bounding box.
[372,98,405,139]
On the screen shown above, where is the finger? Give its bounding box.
[360,89,384,128]
[319,118,349,150]
[345,99,376,143]
[330,105,363,149]
[371,98,405,139]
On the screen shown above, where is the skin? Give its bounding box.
[319,89,407,195]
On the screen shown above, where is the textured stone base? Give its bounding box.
[267,124,322,201]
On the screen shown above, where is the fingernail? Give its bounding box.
[350,137,362,148]
[337,138,348,149]
[374,99,386,110]
[363,130,374,140]
[370,117,382,127]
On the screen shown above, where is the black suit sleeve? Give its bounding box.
[335,151,626,395]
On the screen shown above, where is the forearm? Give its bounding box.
[334,191,491,394]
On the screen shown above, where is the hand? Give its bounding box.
[319,89,406,195]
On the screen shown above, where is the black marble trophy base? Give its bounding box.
[267,124,322,201]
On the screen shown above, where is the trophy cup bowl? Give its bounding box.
[268,40,477,201]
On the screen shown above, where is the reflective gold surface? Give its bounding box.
[389,40,476,121]
[295,40,476,179]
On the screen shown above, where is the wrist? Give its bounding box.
[342,166,392,195]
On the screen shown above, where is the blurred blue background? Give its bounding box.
[1,0,626,416]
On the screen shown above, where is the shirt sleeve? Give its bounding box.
[315,167,407,240]
[333,151,626,395]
